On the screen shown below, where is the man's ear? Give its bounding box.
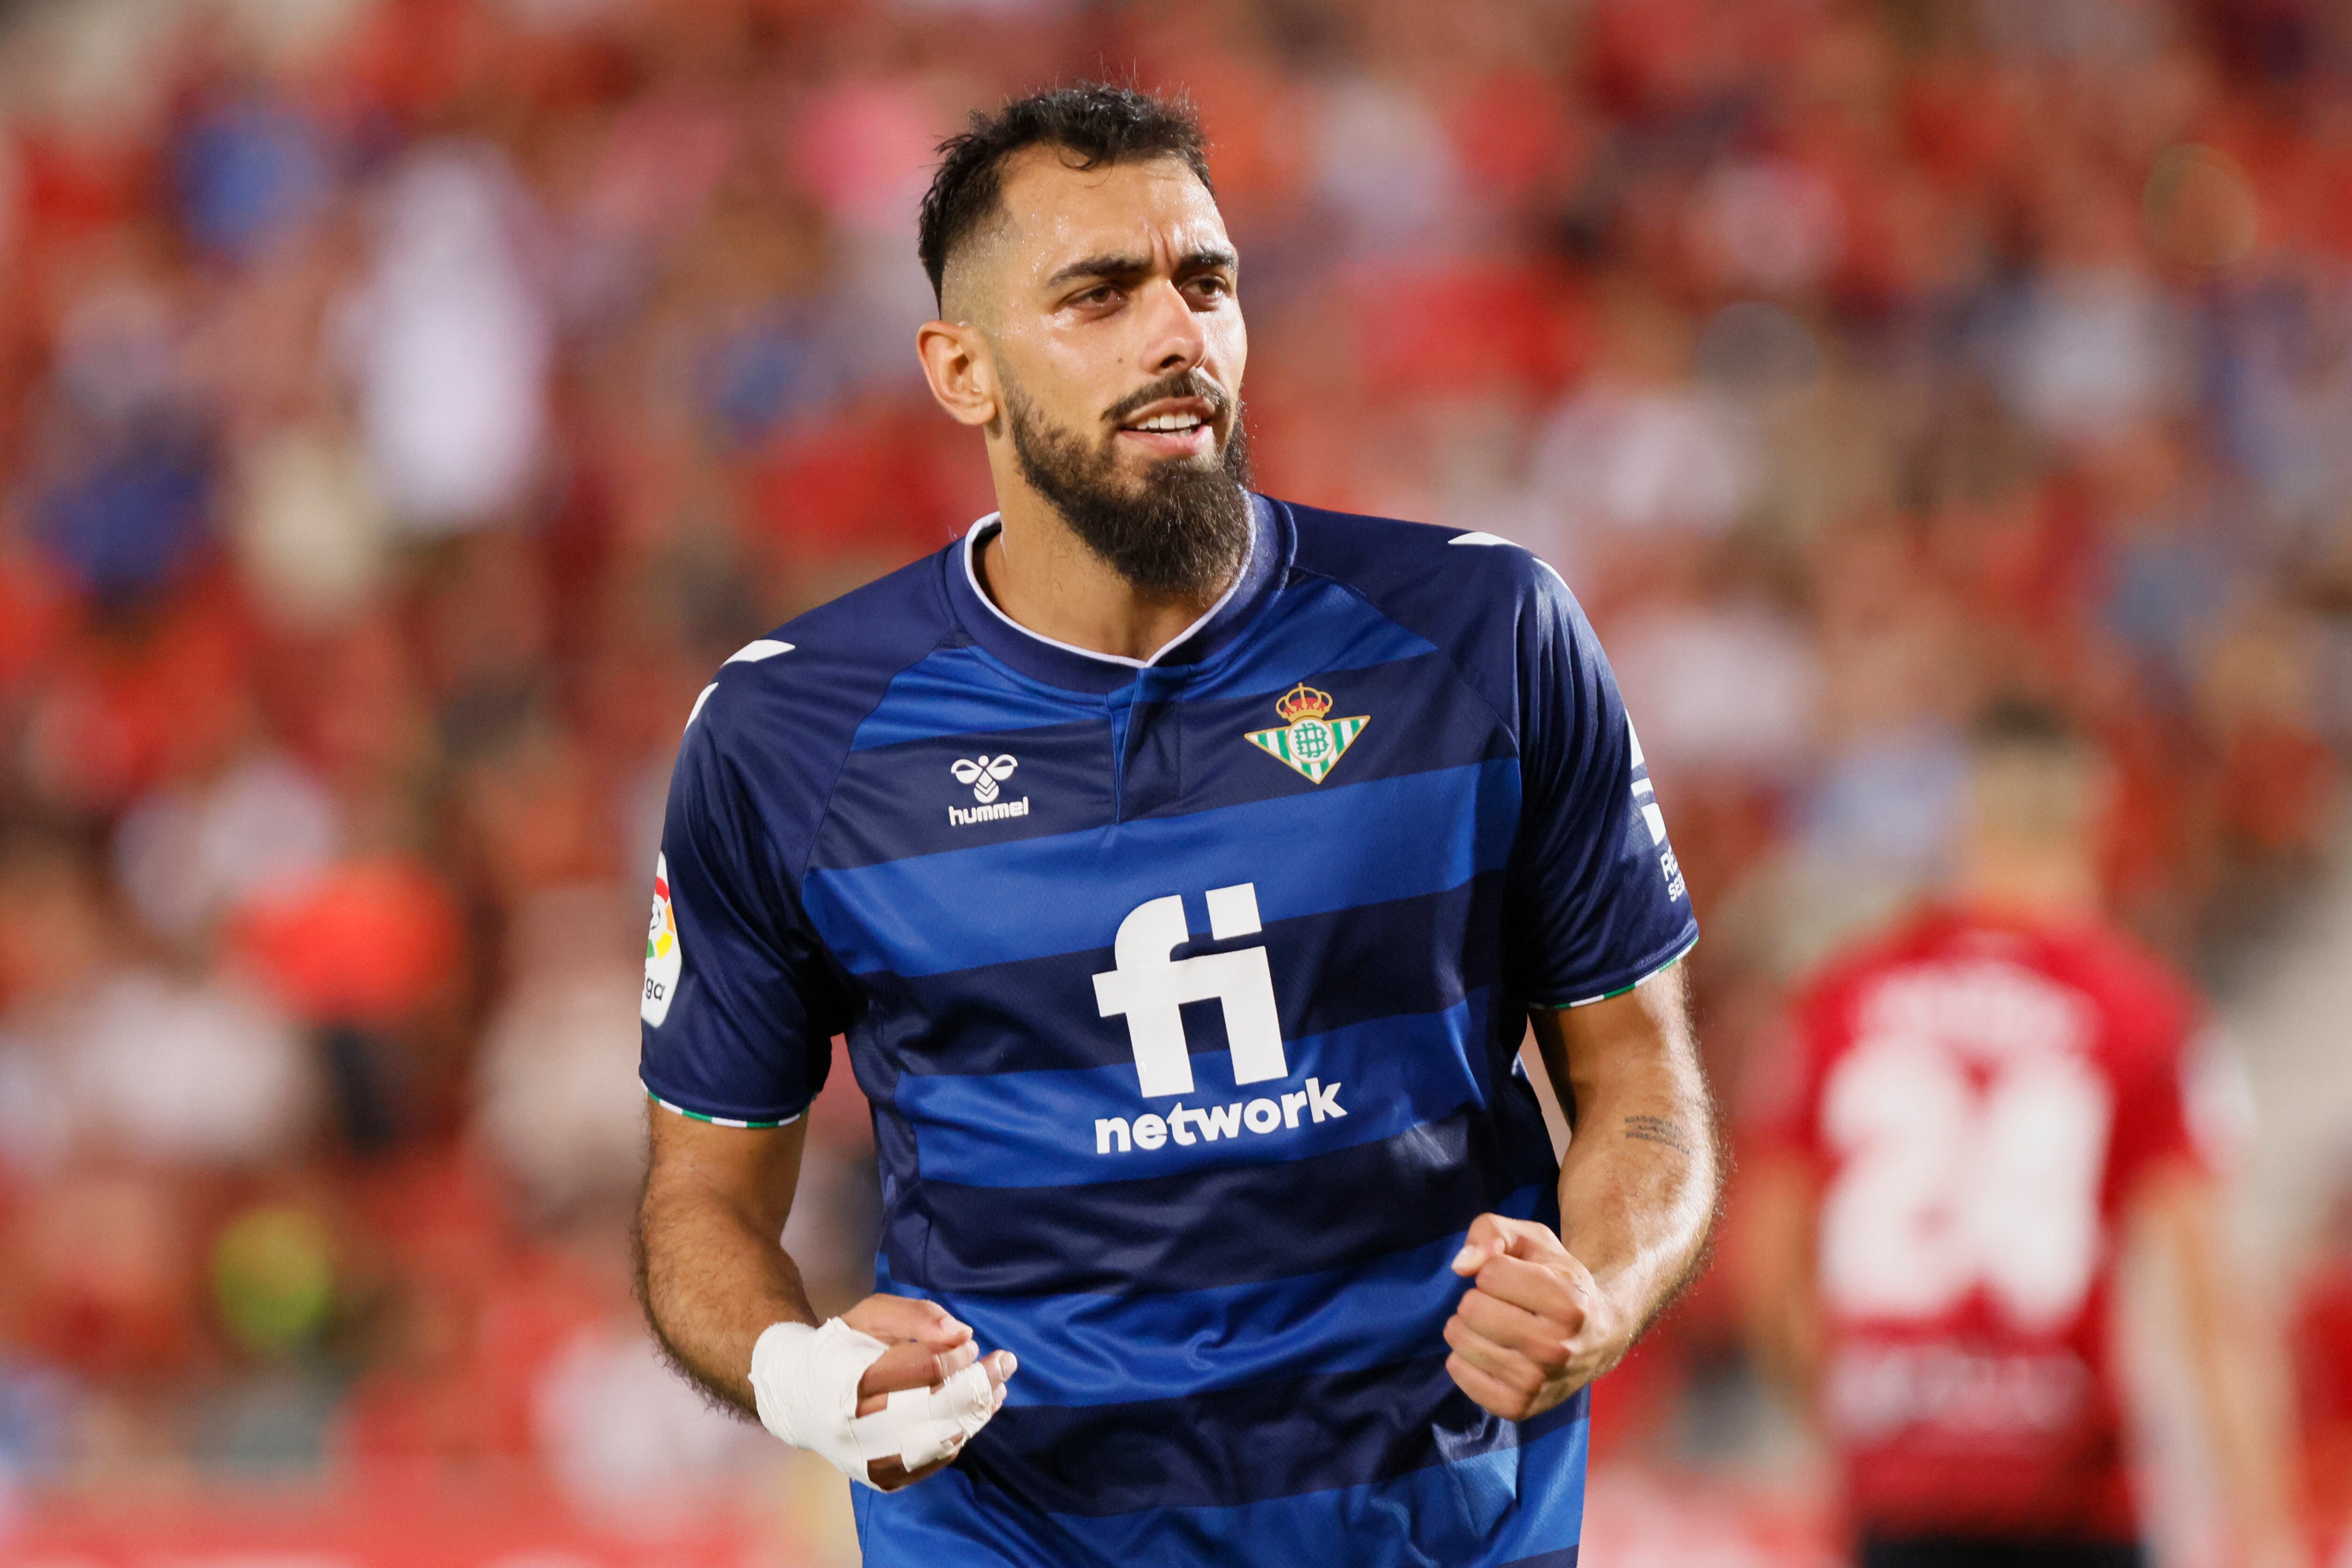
[917,319,998,429]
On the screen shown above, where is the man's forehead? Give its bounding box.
[990,147,1229,281]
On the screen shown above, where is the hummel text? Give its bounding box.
[948,797,1030,827]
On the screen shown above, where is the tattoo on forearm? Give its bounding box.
[1621,1114,1693,1156]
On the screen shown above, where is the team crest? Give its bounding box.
[1245,683,1368,784]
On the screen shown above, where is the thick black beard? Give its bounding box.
[1009,388,1254,601]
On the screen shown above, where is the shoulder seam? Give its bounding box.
[797,624,964,887]
[1285,558,1520,755]
[700,552,961,894]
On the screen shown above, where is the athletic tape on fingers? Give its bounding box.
[747,1319,1001,1488]
[853,1360,997,1472]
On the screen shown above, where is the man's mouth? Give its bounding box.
[1114,396,1218,456]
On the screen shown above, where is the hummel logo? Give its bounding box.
[950,754,1018,802]
[947,754,1028,828]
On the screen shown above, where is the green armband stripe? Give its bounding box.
[1533,933,1699,1011]
[645,1089,802,1130]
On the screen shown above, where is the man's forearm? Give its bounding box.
[1446,971,1720,1420]
[2139,1165,2308,1564]
[1546,971,1722,1356]
[636,1121,818,1417]
[637,1112,1015,1491]
[1735,1156,1822,1403]
[1559,1087,1718,1338]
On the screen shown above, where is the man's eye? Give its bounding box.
[1189,277,1231,299]
[1075,285,1119,308]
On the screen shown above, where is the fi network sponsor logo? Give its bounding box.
[1094,1078,1346,1155]
[1089,882,1346,1156]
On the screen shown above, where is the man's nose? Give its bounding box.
[1137,276,1208,377]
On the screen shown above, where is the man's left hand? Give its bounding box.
[1442,1212,1626,1421]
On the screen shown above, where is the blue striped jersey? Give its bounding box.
[639,495,1697,1567]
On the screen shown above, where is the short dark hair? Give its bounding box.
[916,83,1214,310]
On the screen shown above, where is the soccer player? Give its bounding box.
[1741,701,2309,1568]
[635,83,1717,1565]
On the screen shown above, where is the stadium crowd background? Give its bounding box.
[0,0,2346,1560]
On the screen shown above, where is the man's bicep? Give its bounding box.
[1737,1151,1818,1281]
[2125,1155,2229,1273]
[645,1107,810,1238]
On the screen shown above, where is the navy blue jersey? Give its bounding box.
[640,496,1695,1567]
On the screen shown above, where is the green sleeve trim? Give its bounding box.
[645,1090,803,1130]
[1532,933,1699,1011]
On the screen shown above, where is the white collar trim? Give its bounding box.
[959,503,1258,671]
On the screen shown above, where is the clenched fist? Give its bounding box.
[1442,1213,1628,1422]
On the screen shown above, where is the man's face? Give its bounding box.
[948,149,1252,596]
[972,148,1246,478]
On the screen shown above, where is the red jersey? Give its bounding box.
[1774,904,2212,1542]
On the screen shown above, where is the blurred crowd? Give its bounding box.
[0,0,2348,1543]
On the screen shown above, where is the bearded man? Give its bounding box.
[635,82,1718,1567]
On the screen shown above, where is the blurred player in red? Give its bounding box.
[1741,701,2308,1568]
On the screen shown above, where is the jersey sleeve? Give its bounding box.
[2108,1002,2228,1190]
[637,708,852,1127]
[1503,562,1699,1007]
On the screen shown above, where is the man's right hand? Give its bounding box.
[842,1295,1018,1490]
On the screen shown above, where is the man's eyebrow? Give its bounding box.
[1178,247,1240,273]
[1045,252,1149,288]
[1044,247,1240,289]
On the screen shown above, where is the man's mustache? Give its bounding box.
[1102,371,1232,430]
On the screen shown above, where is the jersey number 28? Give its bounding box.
[1818,1034,2114,1334]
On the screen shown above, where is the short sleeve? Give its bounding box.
[638,713,852,1127]
[1503,565,1698,1006]
[2109,1011,2232,1191]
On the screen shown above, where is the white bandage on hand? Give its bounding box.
[853,1358,998,1473]
[750,1319,888,1482]
[747,1319,1001,1489]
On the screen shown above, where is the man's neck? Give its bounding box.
[974,486,1240,664]
[1953,844,2104,921]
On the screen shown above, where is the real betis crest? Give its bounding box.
[1245,682,1369,784]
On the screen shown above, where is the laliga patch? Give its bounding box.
[643,852,682,1025]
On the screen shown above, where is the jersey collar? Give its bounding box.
[946,491,1287,695]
